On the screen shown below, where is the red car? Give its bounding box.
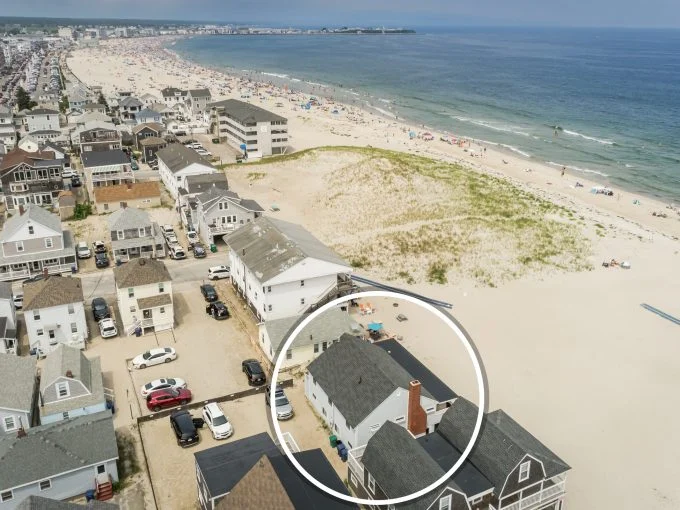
[146,387,192,412]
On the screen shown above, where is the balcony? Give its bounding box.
[499,477,567,510]
[208,223,237,236]
[347,445,367,482]
[91,167,134,183]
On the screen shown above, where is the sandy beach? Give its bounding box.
[66,37,680,510]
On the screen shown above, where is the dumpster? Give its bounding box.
[329,435,338,448]
[210,244,217,253]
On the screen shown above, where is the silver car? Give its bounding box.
[265,386,294,420]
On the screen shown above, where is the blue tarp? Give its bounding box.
[367,322,383,331]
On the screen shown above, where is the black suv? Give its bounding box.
[206,301,230,320]
[95,252,110,268]
[170,411,200,447]
[91,297,110,322]
[200,284,218,302]
[242,359,266,386]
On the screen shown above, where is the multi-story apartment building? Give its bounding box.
[25,108,60,133]
[74,122,122,153]
[0,148,64,211]
[209,99,288,157]
[187,88,212,117]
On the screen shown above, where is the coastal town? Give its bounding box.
[0,16,679,510]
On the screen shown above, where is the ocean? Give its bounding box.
[171,28,680,202]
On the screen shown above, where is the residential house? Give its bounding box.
[139,93,159,106]
[117,96,143,122]
[148,102,175,120]
[38,345,107,424]
[93,181,161,214]
[0,205,77,281]
[209,99,288,157]
[0,283,18,354]
[113,257,173,335]
[187,89,212,117]
[135,108,162,125]
[81,150,134,194]
[179,173,229,205]
[0,148,64,210]
[259,307,360,369]
[17,135,40,153]
[305,335,457,450]
[65,84,91,111]
[25,108,60,133]
[69,112,112,128]
[108,206,166,261]
[42,142,70,168]
[161,87,187,108]
[83,102,107,115]
[16,496,119,509]
[0,355,37,434]
[225,217,353,321]
[194,432,357,510]
[193,186,264,245]
[0,411,119,509]
[23,276,87,356]
[138,137,167,163]
[156,143,217,200]
[0,105,16,150]
[132,122,165,147]
[24,130,64,145]
[74,122,122,153]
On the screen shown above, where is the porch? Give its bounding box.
[0,261,75,282]
[496,475,567,510]
[347,445,367,482]
[112,237,165,262]
[126,295,173,336]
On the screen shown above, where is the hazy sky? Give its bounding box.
[4,0,680,28]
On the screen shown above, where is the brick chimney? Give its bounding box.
[407,380,427,436]
[65,369,73,378]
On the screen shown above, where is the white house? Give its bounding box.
[25,108,60,133]
[225,217,353,322]
[156,143,217,200]
[16,134,40,153]
[0,105,16,150]
[113,258,173,336]
[0,355,37,435]
[0,283,18,354]
[304,335,457,450]
[81,149,135,194]
[192,186,264,245]
[38,345,108,425]
[23,276,88,357]
[259,307,360,369]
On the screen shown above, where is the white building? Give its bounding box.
[0,355,36,434]
[304,335,456,450]
[156,143,217,200]
[225,217,353,322]
[23,276,88,357]
[192,186,263,245]
[0,105,16,150]
[0,283,18,354]
[25,108,60,133]
[113,258,173,336]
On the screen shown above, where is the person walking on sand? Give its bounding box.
[561,166,565,177]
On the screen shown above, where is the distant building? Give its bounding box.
[161,87,187,108]
[0,354,37,433]
[81,150,134,194]
[25,108,59,133]
[209,99,288,157]
[83,103,107,115]
[156,143,217,200]
[93,181,161,214]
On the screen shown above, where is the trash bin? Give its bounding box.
[134,327,142,337]
[192,417,205,429]
[329,435,338,448]
[71,265,77,274]
[106,399,115,414]
[85,490,96,502]
[337,442,348,461]
[210,244,217,253]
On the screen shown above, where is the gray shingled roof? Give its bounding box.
[0,354,36,412]
[137,293,172,309]
[189,88,211,98]
[196,187,264,214]
[23,276,84,311]
[0,411,118,491]
[108,206,151,231]
[81,149,129,168]
[114,258,171,288]
[17,495,119,509]
[225,217,348,284]
[161,87,186,98]
[184,173,229,194]
[306,335,433,427]
[437,398,570,490]
[119,96,143,108]
[209,99,287,124]
[29,108,59,115]
[265,308,360,355]
[0,205,62,241]
[0,282,12,300]
[156,143,213,174]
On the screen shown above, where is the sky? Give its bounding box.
[3,0,680,28]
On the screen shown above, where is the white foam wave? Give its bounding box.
[624,163,634,168]
[500,144,531,158]
[262,72,288,79]
[291,78,301,82]
[562,129,614,145]
[452,116,530,137]
[546,161,610,177]
[366,103,397,118]
[378,98,391,104]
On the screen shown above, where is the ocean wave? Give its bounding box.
[378,98,391,104]
[475,139,532,158]
[291,78,301,82]
[452,116,531,137]
[262,72,289,79]
[366,103,397,118]
[546,161,610,177]
[562,129,614,145]
[624,163,634,168]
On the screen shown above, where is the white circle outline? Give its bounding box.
[270,290,485,506]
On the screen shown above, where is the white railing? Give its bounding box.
[0,263,74,282]
[208,223,236,235]
[347,446,366,481]
[281,432,301,453]
[499,480,566,510]
[91,169,134,183]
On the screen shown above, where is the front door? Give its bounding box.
[31,261,41,272]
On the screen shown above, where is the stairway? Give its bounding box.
[95,473,114,501]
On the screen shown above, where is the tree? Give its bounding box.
[97,92,109,112]
[58,94,69,114]
[15,87,37,111]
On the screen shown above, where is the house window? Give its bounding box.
[312,393,316,399]
[268,304,272,312]
[160,307,165,314]
[519,461,531,482]
[322,408,326,416]
[48,330,56,342]
[300,298,305,305]
[117,230,125,240]
[33,310,41,320]
[367,473,376,494]
[28,225,34,235]
[369,423,380,433]
[261,334,265,344]
[395,416,405,424]
[300,280,305,287]
[68,303,74,314]
[71,323,77,333]
[425,407,435,414]
[37,329,44,336]
[439,495,452,510]
[159,283,165,292]
[139,227,146,237]
[322,341,328,351]
[128,288,134,298]
[3,416,16,431]
[15,241,24,252]
[97,465,106,475]
[0,491,13,502]
[39,479,52,491]
[45,238,53,248]
[314,343,319,353]
[104,203,109,211]
[267,286,271,292]
[471,496,483,504]
[56,382,70,398]
[63,411,69,420]
[286,349,292,360]
[130,306,136,312]
[350,473,358,487]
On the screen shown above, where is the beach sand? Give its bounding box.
[66,38,680,509]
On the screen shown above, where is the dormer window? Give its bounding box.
[28,225,34,235]
[519,461,531,482]
[439,495,452,510]
[56,381,70,399]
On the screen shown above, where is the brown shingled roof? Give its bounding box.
[0,148,56,171]
[93,181,160,204]
[132,122,165,135]
[139,136,166,147]
[23,276,84,311]
[113,258,171,288]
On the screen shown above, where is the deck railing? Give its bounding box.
[347,445,367,481]
[499,479,566,510]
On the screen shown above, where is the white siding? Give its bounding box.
[24,303,88,355]
[116,280,174,334]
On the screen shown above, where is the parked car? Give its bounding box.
[186,230,199,245]
[95,251,110,268]
[76,241,91,259]
[140,377,187,397]
[92,241,107,254]
[200,284,218,302]
[12,292,23,310]
[265,385,294,420]
[146,387,192,412]
[131,161,139,171]
[242,359,266,386]
[132,347,177,369]
[205,301,229,320]
[202,402,233,440]
[99,318,118,338]
[170,410,199,447]
[62,169,78,179]
[193,243,207,258]
[165,233,178,244]
[208,265,230,280]
[161,224,175,236]
[169,244,186,260]
[70,176,82,187]
[91,297,110,322]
